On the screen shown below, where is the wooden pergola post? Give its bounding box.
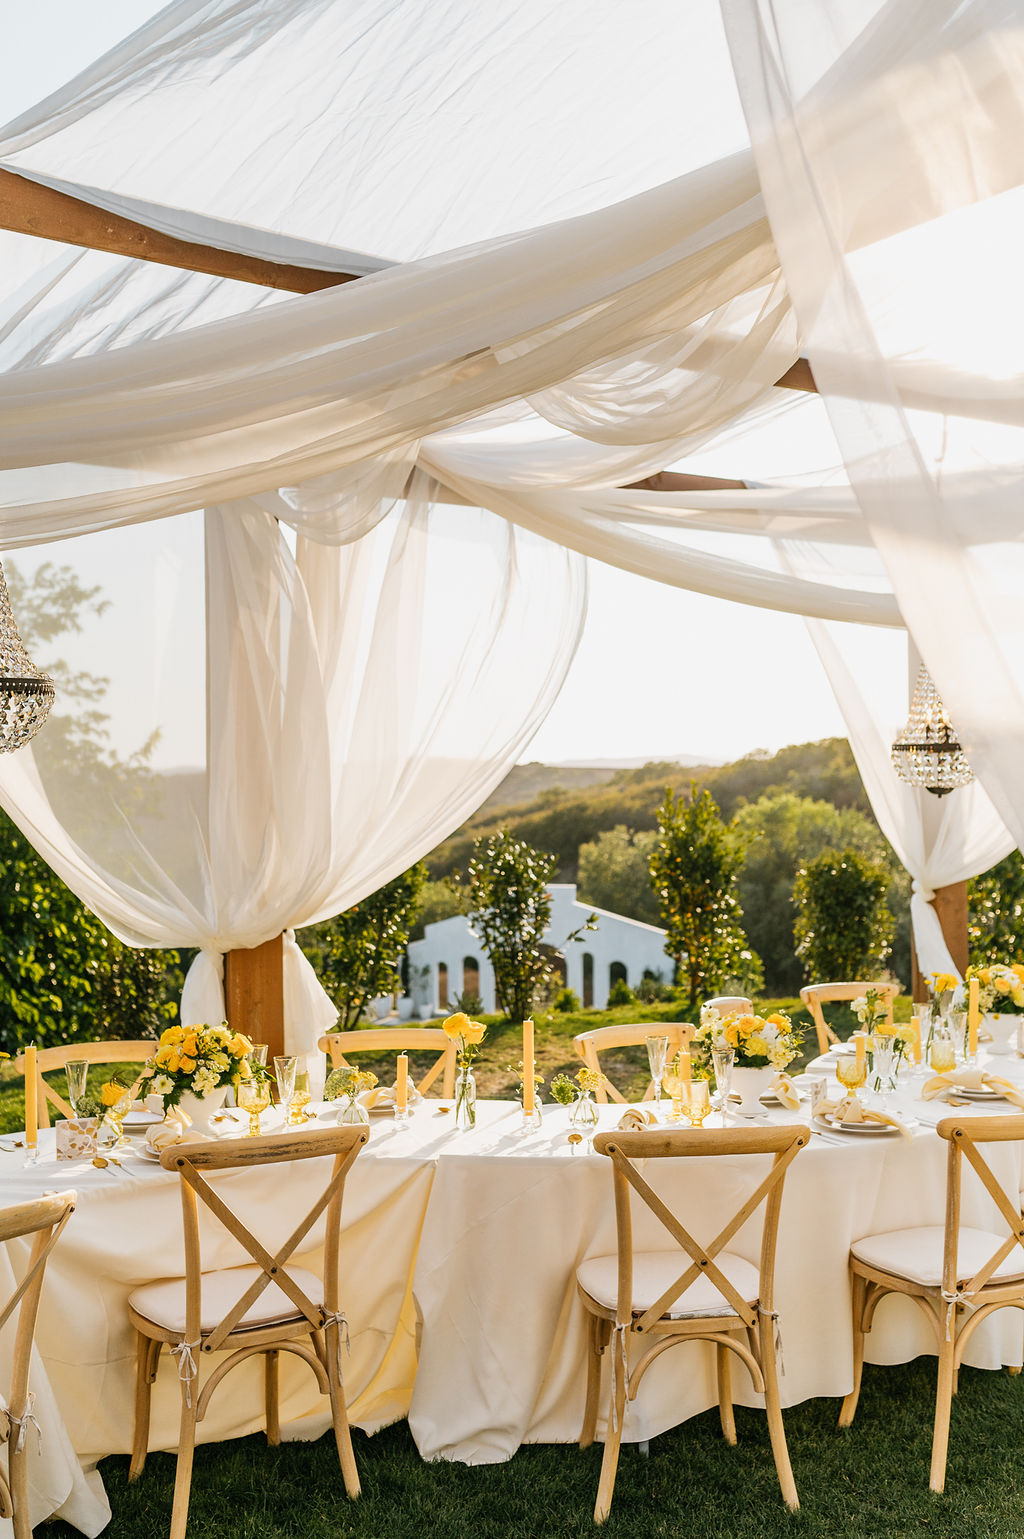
[224,935,286,1060]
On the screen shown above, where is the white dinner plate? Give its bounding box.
[134,1144,163,1162]
[123,1108,163,1128]
[951,1085,1007,1101]
[759,1090,807,1108]
[814,1113,901,1137]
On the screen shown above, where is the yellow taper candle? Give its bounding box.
[854,1032,866,1068]
[909,1015,922,1065]
[968,977,980,1056]
[396,1053,408,1114]
[522,1018,535,1114]
[678,1050,692,1083]
[24,1044,37,1147]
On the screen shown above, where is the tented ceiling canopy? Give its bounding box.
[0,0,1022,1053]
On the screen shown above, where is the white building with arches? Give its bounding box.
[405,883,672,1016]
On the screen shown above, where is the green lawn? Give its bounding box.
[45,1358,1024,1539]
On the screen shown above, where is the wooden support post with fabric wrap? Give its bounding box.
[911,882,969,1003]
[224,935,286,1061]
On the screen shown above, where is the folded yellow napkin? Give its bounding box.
[771,1073,802,1111]
[145,1106,203,1153]
[816,1094,912,1141]
[922,1069,1024,1109]
[617,1107,657,1131]
[359,1085,422,1111]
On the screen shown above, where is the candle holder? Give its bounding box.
[520,1096,543,1132]
[393,1102,412,1129]
[22,1144,39,1168]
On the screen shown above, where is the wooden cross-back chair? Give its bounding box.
[0,1191,76,1539]
[572,1024,694,1104]
[703,996,753,1017]
[13,1041,156,1129]
[319,1028,456,1097]
[799,982,897,1055]
[840,1112,1024,1493]
[127,1125,369,1539]
[577,1124,808,1523]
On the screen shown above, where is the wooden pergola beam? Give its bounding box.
[0,167,362,293]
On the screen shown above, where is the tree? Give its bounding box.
[649,784,760,1009]
[968,851,1024,965]
[466,830,593,1020]
[577,826,660,925]
[408,877,466,941]
[793,847,895,981]
[301,863,427,1029]
[733,792,908,993]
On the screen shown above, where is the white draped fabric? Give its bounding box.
[0,0,1020,1028]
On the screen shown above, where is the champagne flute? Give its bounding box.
[237,1079,271,1137]
[65,1059,89,1117]
[683,1079,711,1126]
[710,1040,735,1113]
[645,1035,669,1114]
[274,1055,297,1112]
[288,1068,313,1126]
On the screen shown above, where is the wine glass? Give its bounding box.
[288,1068,313,1126]
[948,1009,969,1065]
[645,1035,669,1113]
[65,1059,89,1117]
[249,1043,269,1068]
[710,1040,735,1113]
[274,1055,297,1112]
[237,1079,271,1137]
[682,1079,711,1126]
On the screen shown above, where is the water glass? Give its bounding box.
[65,1059,89,1116]
[949,1010,969,1065]
[646,1035,669,1112]
[682,1079,711,1126]
[710,1040,735,1111]
[274,1055,297,1108]
[288,1068,313,1126]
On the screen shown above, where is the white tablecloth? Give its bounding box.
[3,1056,1024,1529]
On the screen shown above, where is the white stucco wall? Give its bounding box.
[405,884,672,1015]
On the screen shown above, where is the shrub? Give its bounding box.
[607,978,634,1007]
[793,847,894,981]
[552,987,581,1013]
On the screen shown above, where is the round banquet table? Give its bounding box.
[3,1055,1024,1532]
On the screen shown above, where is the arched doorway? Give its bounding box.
[582,952,594,1009]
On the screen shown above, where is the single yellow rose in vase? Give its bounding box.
[461,1020,487,1046]
[442,1012,472,1041]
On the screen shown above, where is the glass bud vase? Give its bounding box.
[570,1091,599,1130]
[870,1035,897,1098]
[454,1065,477,1131]
[338,1094,370,1125]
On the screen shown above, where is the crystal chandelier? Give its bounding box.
[891,665,973,797]
[0,562,54,752]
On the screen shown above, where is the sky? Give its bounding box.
[1,2,910,771]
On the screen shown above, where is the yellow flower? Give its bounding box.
[182,1032,199,1059]
[166,1052,181,1074]
[101,1081,127,1107]
[931,972,959,995]
[237,1058,252,1080]
[1012,964,1024,983]
[995,976,1012,994]
[228,1033,252,1059]
[442,1012,472,1041]
[723,1022,739,1047]
[747,1035,768,1058]
[873,1022,897,1037]
[179,1056,196,1074]
[462,1020,486,1046]
[161,1025,184,1046]
[897,1023,916,1043]
[576,1067,602,1094]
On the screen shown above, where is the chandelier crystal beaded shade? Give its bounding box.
[891,665,973,797]
[0,562,54,752]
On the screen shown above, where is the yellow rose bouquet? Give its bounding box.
[442,1012,487,1130]
[696,1004,802,1071]
[966,963,1024,1015]
[141,1022,258,1113]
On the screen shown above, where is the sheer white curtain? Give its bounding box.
[723,0,1024,854]
[0,489,585,1068]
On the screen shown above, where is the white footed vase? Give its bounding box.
[731,1064,774,1116]
[983,1013,1020,1056]
[176,1086,229,1135]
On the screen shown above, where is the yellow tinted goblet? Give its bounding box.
[835,1055,867,1093]
[237,1079,271,1137]
[930,1035,956,1074]
[682,1079,711,1126]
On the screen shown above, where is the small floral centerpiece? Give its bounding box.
[853,987,913,1089]
[141,1023,257,1134]
[442,1012,487,1130]
[99,1075,135,1146]
[549,1067,602,1129]
[506,1060,544,1112]
[965,963,1024,1015]
[324,1066,379,1124]
[928,971,961,1016]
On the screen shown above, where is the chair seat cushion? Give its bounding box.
[851,1226,1024,1288]
[576,1250,759,1319]
[129,1264,323,1335]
